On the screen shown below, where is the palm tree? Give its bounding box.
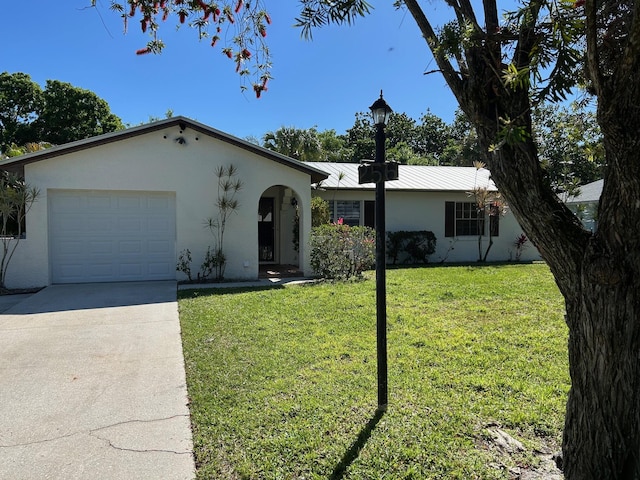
[263,126,322,162]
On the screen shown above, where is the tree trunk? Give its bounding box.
[401,0,640,475]
[559,67,640,476]
[472,86,640,477]
[563,275,640,478]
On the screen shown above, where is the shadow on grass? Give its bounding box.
[178,285,285,298]
[330,408,386,480]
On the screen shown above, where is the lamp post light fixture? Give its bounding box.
[367,91,393,411]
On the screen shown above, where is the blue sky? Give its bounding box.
[2,1,462,140]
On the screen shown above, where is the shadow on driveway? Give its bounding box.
[2,281,177,315]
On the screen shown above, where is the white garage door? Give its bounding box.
[49,190,176,283]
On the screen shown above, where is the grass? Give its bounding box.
[178,263,569,479]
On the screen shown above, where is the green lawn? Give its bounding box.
[178,263,569,479]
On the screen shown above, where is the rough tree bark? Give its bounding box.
[402,0,640,477]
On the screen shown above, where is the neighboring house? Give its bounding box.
[565,179,602,232]
[0,117,328,289]
[306,162,541,263]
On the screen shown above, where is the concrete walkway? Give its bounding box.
[0,281,195,480]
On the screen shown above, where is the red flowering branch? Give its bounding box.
[107,0,272,97]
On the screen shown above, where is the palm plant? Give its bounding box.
[205,165,243,280]
[0,172,39,290]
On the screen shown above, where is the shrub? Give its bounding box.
[386,230,437,265]
[311,196,330,227]
[200,246,225,281]
[513,233,529,261]
[176,249,193,281]
[309,222,375,279]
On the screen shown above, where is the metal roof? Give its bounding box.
[305,162,496,192]
[566,179,603,204]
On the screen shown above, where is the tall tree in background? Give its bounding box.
[439,109,483,167]
[103,0,638,477]
[413,110,451,162]
[36,80,124,145]
[263,126,322,161]
[344,111,448,163]
[317,129,352,162]
[0,72,43,151]
[0,73,124,153]
[533,102,604,197]
[344,112,376,162]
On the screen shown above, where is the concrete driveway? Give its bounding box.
[0,281,195,480]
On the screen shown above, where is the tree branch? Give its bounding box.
[584,0,603,96]
[513,0,543,70]
[482,0,499,34]
[616,2,640,89]
[446,0,481,32]
[403,0,465,103]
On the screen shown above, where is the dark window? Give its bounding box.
[445,201,497,237]
[364,201,375,228]
[332,200,361,226]
[489,204,500,236]
[455,202,484,236]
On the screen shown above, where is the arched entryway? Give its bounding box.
[258,185,303,278]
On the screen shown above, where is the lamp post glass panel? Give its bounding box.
[370,92,392,410]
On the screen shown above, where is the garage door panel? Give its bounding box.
[88,241,114,254]
[88,195,113,210]
[117,196,142,209]
[88,217,114,232]
[57,240,84,255]
[148,217,172,231]
[119,263,143,277]
[118,218,143,232]
[50,194,82,212]
[119,241,142,254]
[49,190,176,284]
[88,263,116,278]
[59,264,84,280]
[148,239,172,253]
[149,196,171,209]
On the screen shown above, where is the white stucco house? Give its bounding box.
[306,162,541,264]
[0,116,328,289]
[0,117,542,289]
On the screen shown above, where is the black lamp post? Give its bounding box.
[370,92,392,410]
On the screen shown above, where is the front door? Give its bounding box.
[258,197,275,262]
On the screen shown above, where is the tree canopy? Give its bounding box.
[0,72,43,151]
[262,126,322,162]
[0,72,124,153]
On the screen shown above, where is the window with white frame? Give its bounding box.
[445,201,499,237]
[456,202,485,236]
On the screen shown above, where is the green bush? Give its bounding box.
[311,196,331,227]
[309,223,375,279]
[387,230,437,264]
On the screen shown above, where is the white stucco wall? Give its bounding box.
[314,189,541,264]
[8,124,314,288]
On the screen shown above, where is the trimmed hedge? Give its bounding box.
[387,230,436,264]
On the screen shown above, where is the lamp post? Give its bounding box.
[370,92,392,411]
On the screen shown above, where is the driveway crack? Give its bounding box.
[0,431,82,448]
[1,414,192,457]
[88,415,193,456]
